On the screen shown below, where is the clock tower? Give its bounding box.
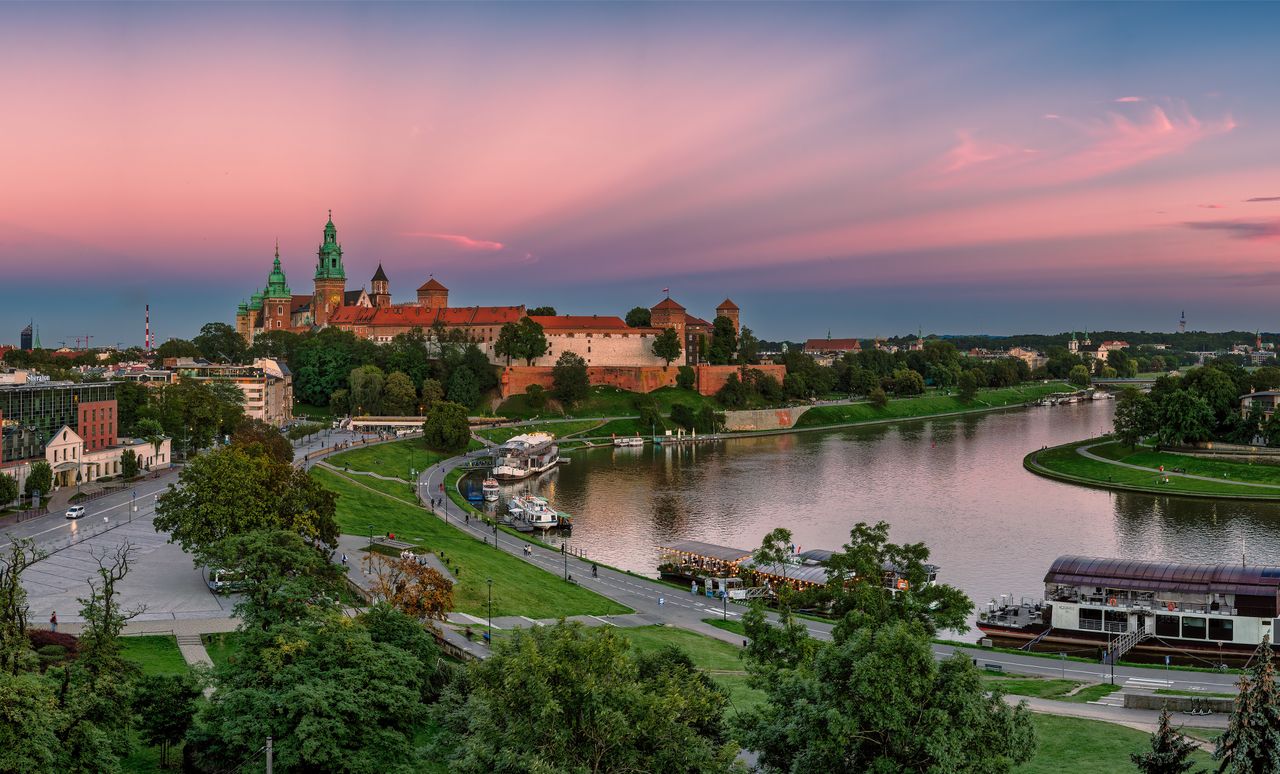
[312,210,347,326]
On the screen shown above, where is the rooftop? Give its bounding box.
[328,304,525,327]
[1045,555,1280,596]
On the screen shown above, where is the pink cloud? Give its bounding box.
[400,232,505,251]
[927,98,1235,189]
[1198,204,1223,209]
[1113,96,1145,103]
[1185,218,1280,242]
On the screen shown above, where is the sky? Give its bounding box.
[2,2,1279,346]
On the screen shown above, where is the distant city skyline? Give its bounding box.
[3,2,1280,344]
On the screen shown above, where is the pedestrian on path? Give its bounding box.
[341,553,348,567]
[50,611,57,632]
[658,596,665,607]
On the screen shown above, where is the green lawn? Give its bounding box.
[119,635,189,676]
[202,632,240,670]
[1015,714,1214,773]
[984,675,1081,700]
[613,625,764,716]
[1029,439,1280,499]
[293,402,334,420]
[312,466,629,618]
[795,382,1074,429]
[474,419,604,444]
[326,438,462,482]
[1063,683,1122,703]
[594,417,667,437]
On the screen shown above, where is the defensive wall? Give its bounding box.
[499,364,787,399]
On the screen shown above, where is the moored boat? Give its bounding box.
[493,433,560,481]
[613,435,644,447]
[482,477,500,502]
[508,494,559,529]
[978,555,1280,665]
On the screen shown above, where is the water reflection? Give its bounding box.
[502,400,1280,615]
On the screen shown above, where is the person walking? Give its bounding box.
[49,611,57,632]
[341,553,348,567]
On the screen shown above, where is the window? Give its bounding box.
[1182,617,1207,639]
[1209,618,1234,641]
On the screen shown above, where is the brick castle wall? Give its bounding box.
[499,364,787,399]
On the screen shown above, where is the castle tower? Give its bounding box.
[370,264,391,308]
[313,210,347,326]
[262,242,293,334]
[650,296,687,340]
[715,298,740,334]
[1068,331,1079,354]
[416,277,449,310]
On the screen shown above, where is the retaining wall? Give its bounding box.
[1124,692,1233,713]
[722,406,812,432]
[499,364,788,399]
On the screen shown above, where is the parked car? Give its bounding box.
[65,505,87,520]
[205,568,249,594]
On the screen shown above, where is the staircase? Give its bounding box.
[1106,625,1151,663]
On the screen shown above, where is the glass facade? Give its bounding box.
[0,381,118,464]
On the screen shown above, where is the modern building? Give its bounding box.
[19,323,32,351]
[1241,391,1280,422]
[167,358,294,427]
[524,315,665,367]
[0,376,171,497]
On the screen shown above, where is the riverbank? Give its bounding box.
[1025,438,1280,500]
[793,382,1076,430]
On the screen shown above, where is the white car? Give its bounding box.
[65,505,87,520]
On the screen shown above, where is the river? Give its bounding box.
[483,400,1280,613]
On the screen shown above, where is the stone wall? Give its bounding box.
[722,406,812,431]
[1124,692,1234,713]
[499,363,788,400]
[530,331,667,368]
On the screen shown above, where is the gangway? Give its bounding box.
[1106,626,1151,663]
[729,586,775,601]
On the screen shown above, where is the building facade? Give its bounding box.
[167,358,294,427]
[649,296,740,365]
[524,315,665,367]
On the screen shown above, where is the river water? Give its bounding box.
[483,401,1280,612]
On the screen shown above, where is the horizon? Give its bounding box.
[3,2,1280,344]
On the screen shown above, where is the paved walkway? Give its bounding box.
[1076,442,1280,490]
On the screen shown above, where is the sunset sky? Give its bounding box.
[2,2,1279,345]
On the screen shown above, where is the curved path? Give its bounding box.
[1076,442,1280,491]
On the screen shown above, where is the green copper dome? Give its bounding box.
[315,209,346,281]
[264,244,292,299]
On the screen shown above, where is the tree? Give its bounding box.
[715,372,749,408]
[676,365,696,391]
[383,371,418,415]
[670,403,696,430]
[525,383,547,411]
[329,388,350,416]
[193,321,248,364]
[420,377,444,412]
[753,527,794,597]
[382,329,432,387]
[1113,388,1156,449]
[551,352,589,409]
[133,417,166,457]
[349,364,386,415]
[0,473,17,506]
[513,317,549,365]
[24,461,51,501]
[707,316,738,365]
[1069,364,1091,386]
[527,305,556,316]
[440,622,738,774]
[1156,390,1214,447]
[694,405,722,434]
[134,673,203,767]
[202,529,344,630]
[625,306,652,328]
[230,417,293,464]
[119,449,140,479]
[115,381,148,436]
[652,327,683,366]
[957,369,978,401]
[1132,708,1200,774]
[737,327,761,365]
[152,338,200,361]
[369,554,454,623]
[153,446,339,559]
[1215,635,1280,773]
[246,329,301,362]
[868,387,888,409]
[783,372,809,400]
[447,366,481,409]
[892,367,925,396]
[422,401,472,453]
[735,619,1035,774]
[493,322,521,366]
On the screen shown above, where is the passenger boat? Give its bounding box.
[492,433,560,481]
[613,436,644,447]
[482,477,500,502]
[978,556,1280,665]
[507,494,559,529]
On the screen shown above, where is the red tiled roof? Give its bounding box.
[652,297,685,311]
[804,338,862,352]
[329,304,524,327]
[684,314,712,328]
[290,294,312,314]
[417,278,448,292]
[716,298,739,310]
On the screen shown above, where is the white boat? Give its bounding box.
[482,477,500,502]
[493,433,560,481]
[509,494,558,529]
[613,436,644,447]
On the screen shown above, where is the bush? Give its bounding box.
[676,366,696,391]
[670,403,696,430]
[28,629,78,657]
[525,384,547,411]
[868,388,888,409]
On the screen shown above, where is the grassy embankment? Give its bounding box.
[793,382,1074,429]
[496,385,721,420]
[1027,439,1280,500]
[119,634,189,676]
[311,460,628,618]
[325,437,481,482]
[474,419,604,445]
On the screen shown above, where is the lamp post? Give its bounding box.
[721,589,727,620]
[562,542,568,581]
[487,577,493,642]
[368,523,373,553]
[130,490,136,523]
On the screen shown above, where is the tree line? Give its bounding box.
[1113,360,1280,448]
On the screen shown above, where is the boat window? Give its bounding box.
[1182,617,1207,640]
[1155,615,1180,638]
[1209,618,1234,641]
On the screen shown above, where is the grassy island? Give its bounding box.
[794,382,1075,429]
[1026,438,1280,500]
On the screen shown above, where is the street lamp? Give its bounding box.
[562,542,568,581]
[486,578,493,643]
[368,523,373,553]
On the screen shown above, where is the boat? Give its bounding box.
[978,555,1280,666]
[613,435,644,447]
[492,433,560,481]
[482,477,500,502]
[555,511,574,530]
[507,494,559,529]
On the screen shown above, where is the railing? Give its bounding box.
[1108,626,1151,661]
[1079,618,1128,634]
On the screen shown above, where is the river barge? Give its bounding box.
[978,555,1280,666]
[492,433,560,481]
